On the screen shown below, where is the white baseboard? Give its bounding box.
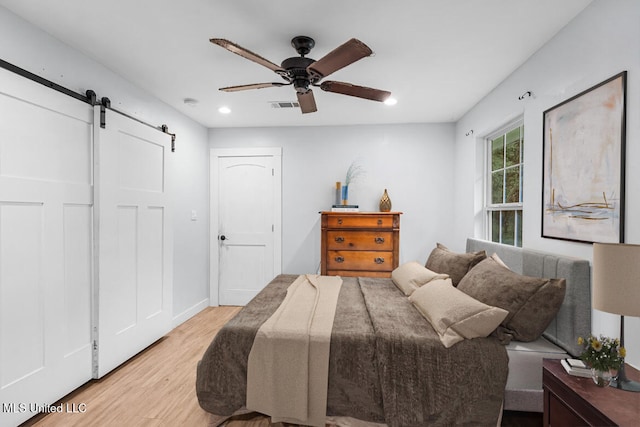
[172,298,209,328]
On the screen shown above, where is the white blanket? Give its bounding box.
[246,274,343,426]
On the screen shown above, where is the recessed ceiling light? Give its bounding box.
[218,106,231,114]
[384,97,398,106]
[183,98,199,107]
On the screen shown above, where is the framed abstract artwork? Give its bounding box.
[542,71,626,243]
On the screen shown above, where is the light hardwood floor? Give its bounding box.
[20,306,241,427]
[19,305,540,427]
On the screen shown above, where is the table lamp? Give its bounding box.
[592,242,640,392]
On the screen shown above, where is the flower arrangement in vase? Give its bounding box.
[577,334,625,387]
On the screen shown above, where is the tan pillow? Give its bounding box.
[391,261,449,296]
[490,252,509,269]
[457,256,566,342]
[425,243,486,286]
[409,278,509,348]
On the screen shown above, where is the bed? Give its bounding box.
[196,238,591,424]
[465,238,591,412]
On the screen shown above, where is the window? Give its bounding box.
[486,121,523,247]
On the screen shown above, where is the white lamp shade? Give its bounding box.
[592,243,640,317]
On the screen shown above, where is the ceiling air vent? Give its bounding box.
[270,101,300,109]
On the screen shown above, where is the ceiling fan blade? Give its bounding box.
[320,81,391,102]
[219,82,289,92]
[307,38,373,79]
[210,38,285,73]
[297,90,317,114]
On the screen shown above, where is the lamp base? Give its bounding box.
[611,378,640,392]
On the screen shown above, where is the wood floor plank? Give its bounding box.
[20,306,241,427]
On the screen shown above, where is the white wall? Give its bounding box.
[453,0,640,367]
[209,123,455,274]
[0,6,211,325]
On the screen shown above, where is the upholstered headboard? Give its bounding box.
[466,238,591,356]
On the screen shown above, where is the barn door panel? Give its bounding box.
[93,107,173,378]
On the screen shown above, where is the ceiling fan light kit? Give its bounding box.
[210,36,391,114]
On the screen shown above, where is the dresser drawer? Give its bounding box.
[326,214,394,229]
[327,270,392,278]
[326,231,393,251]
[326,250,394,271]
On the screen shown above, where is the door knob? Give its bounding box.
[219,235,227,241]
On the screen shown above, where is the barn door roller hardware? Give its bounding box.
[86,90,177,151]
[161,124,176,152]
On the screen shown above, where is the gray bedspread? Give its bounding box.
[196,274,508,426]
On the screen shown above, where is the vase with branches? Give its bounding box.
[341,162,365,205]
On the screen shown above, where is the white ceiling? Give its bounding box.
[0,0,592,128]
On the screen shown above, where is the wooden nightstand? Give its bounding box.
[320,211,401,277]
[543,358,640,426]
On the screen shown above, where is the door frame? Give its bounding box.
[209,147,282,306]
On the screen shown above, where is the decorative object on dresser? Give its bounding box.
[340,161,365,205]
[543,358,640,426]
[577,334,625,387]
[592,242,640,392]
[379,189,391,212]
[320,212,400,277]
[561,358,592,378]
[331,204,359,212]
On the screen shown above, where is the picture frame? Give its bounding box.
[542,71,626,244]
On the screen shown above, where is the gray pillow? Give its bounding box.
[457,256,566,342]
[425,243,486,286]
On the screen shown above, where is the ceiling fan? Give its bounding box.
[210,36,391,114]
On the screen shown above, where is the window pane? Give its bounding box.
[520,165,523,203]
[491,211,500,243]
[491,136,504,171]
[486,123,523,248]
[501,210,515,245]
[516,210,523,247]
[519,126,524,163]
[505,166,520,203]
[505,128,521,167]
[491,171,504,204]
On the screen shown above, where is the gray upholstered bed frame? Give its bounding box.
[466,238,591,412]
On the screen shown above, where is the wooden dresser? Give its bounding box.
[543,358,640,426]
[320,211,401,277]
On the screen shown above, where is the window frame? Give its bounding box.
[484,118,524,247]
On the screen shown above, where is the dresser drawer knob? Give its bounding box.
[374,237,385,244]
[377,219,383,225]
[374,257,385,264]
[337,218,343,225]
[335,256,345,263]
[335,236,345,243]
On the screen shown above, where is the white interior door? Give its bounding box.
[94,107,173,378]
[0,68,93,426]
[210,148,281,306]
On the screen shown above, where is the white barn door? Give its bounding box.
[0,68,93,426]
[94,108,173,378]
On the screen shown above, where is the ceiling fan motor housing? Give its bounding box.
[281,56,316,92]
